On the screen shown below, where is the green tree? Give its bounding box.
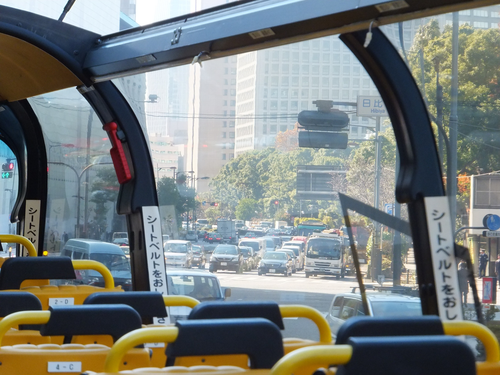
[235,198,260,221]
[157,177,197,227]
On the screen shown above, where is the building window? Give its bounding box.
[302,52,309,63]
[282,51,290,62]
[271,77,279,86]
[229,121,235,127]
[229,153,234,159]
[291,101,298,110]
[281,89,289,98]
[302,77,309,87]
[222,132,226,138]
[282,64,289,74]
[292,77,299,86]
[229,132,235,138]
[263,124,267,134]
[322,65,330,75]
[271,89,278,98]
[270,101,278,110]
[321,89,329,99]
[474,176,500,208]
[302,65,309,74]
[271,64,279,74]
[223,121,227,127]
[292,64,300,74]
[312,77,319,87]
[270,125,277,133]
[343,54,350,64]
[312,65,319,75]
[291,89,298,98]
[292,52,299,62]
[222,154,226,160]
[301,89,309,98]
[322,40,330,50]
[282,76,289,86]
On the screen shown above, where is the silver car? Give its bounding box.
[164,240,193,268]
[325,292,421,340]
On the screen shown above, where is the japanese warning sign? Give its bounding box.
[23,200,40,256]
[424,197,463,321]
[142,206,170,325]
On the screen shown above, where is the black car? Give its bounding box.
[209,244,244,273]
[207,232,223,244]
[191,245,207,269]
[258,251,293,277]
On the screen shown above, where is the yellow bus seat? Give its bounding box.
[81,291,169,347]
[0,305,151,374]
[0,291,50,345]
[187,301,332,354]
[87,336,475,375]
[86,318,283,374]
[334,316,500,375]
[83,292,200,367]
[0,258,123,315]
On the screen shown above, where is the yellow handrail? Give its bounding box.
[163,295,199,308]
[0,310,50,346]
[279,305,332,343]
[104,327,179,373]
[0,234,36,257]
[72,260,115,289]
[443,321,500,363]
[270,345,352,375]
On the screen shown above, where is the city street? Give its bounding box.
[210,268,358,340]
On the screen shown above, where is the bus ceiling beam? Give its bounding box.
[82,0,494,82]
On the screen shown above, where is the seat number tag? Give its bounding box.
[48,362,81,372]
[48,298,74,307]
[145,342,165,348]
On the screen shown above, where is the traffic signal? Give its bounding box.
[274,200,279,205]
[1,160,14,179]
[210,202,219,207]
[2,162,14,171]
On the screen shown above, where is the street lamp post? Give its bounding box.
[49,161,112,238]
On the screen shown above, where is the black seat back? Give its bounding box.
[166,318,283,369]
[0,257,75,290]
[337,335,476,375]
[40,304,142,343]
[188,301,285,329]
[84,291,167,323]
[0,291,42,316]
[335,316,444,344]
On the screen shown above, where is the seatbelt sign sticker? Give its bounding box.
[142,206,170,325]
[424,197,463,321]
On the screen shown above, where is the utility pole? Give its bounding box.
[449,12,459,233]
[372,116,382,281]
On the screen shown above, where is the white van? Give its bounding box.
[60,239,131,290]
[238,238,265,260]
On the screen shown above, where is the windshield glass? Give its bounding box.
[239,242,259,252]
[192,246,202,254]
[165,243,188,253]
[168,275,222,301]
[283,247,300,256]
[263,252,287,260]
[214,246,238,255]
[370,300,422,317]
[90,253,130,271]
[240,247,252,256]
[306,238,341,259]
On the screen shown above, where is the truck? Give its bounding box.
[275,221,287,229]
[216,219,237,244]
[304,232,345,279]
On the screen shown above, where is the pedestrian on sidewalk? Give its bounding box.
[458,261,469,307]
[479,249,488,278]
[495,254,500,289]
